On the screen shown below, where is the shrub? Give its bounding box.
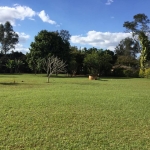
[113,68,125,77]
[139,69,145,78]
[123,69,132,77]
[145,68,150,78]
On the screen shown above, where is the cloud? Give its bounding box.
[71,30,132,51]
[17,32,30,43]
[15,44,29,54]
[0,5,36,25]
[0,4,57,25]
[38,10,56,25]
[106,0,114,5]
[12,32,30,53]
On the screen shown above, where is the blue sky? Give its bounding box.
[0,0,150,53]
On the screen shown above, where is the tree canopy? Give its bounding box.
[27,29,71,73]
[0,21,19,55]
[123,13,150,69]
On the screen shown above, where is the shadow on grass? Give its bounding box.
[0,73,23,75]
[41,74,88,78]
[0,82,20,85]
[101,77,135,80]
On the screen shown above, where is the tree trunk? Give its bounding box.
[47,74,50,83]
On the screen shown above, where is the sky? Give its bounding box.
[0,0,150,54]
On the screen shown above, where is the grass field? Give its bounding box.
[0,74,150,149]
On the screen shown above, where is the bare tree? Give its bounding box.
[42,55,66,83]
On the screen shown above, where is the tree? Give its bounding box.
[83,49,112,76]
[138,32,150,69]
[68,46,85,76]
[123,14,150,36]
[42,55,67,83]
[6,59,15,73]
[27,30,71,74]
[84,51,99,76]
[115,37,139,67]
[14,59,24,73]
[59,29,71,43]
[123,13,150,70]
[0,21,19,55]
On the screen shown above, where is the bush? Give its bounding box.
[123,69,139,78]
[113,68,125,77]
[123,69,132,77]
[139,69,145,78]
[145,68,150,78]
[132,70,139,78]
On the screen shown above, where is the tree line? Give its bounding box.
[0,13,150,79]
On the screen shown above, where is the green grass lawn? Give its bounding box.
[0,74,150,149]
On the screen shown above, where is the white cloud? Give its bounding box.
[12,32,30,53]
[0,5,36,25]
[15,44,29,54]
[17,32,30,43]
[38,10,56,25]
[71,30,132,51]
[106,0,114,5]
[0,5,57,26]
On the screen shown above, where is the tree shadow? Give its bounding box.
[102,77,134,80]
[0,82,19,85]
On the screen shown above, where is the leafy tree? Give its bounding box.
[123,13,150,69]
[138,32,150,69]
[6,59,15,73]
[27,30,71,74]
[123,14,150,36]
[59,29,71,43]
[14,59,24,73]
[84,51,99,75]
[26,52,40,74]
[0,21,19,55]
[84,49,112,76]
[68,46,85,76]
[115,37,139,67]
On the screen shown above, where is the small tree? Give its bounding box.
[6,59,15,73]
[42,55,66,83]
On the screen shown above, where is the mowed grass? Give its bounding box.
[0,74,150,149]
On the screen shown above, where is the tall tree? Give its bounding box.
[27,30,71,73]
[0,21,19,55]
[123,13,150,69]
[115,37,139,67]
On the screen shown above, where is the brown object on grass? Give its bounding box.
[89,75,97,80]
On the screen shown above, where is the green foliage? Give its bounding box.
[5,59,24,73]
[113,68,125,77]
[144,68,150,78]
[84,51,99,75]
[123,13,150,69]
[139,69,145,78]
[123,69,139,77]
[123,13,150,35]
[0,21,19,55]
[27,30,71,74]
[123,69,133,77]
[84,49,113,76]
[115,37,140,58]
[139,32,150,69]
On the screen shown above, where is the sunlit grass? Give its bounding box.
[0,74,150,149]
